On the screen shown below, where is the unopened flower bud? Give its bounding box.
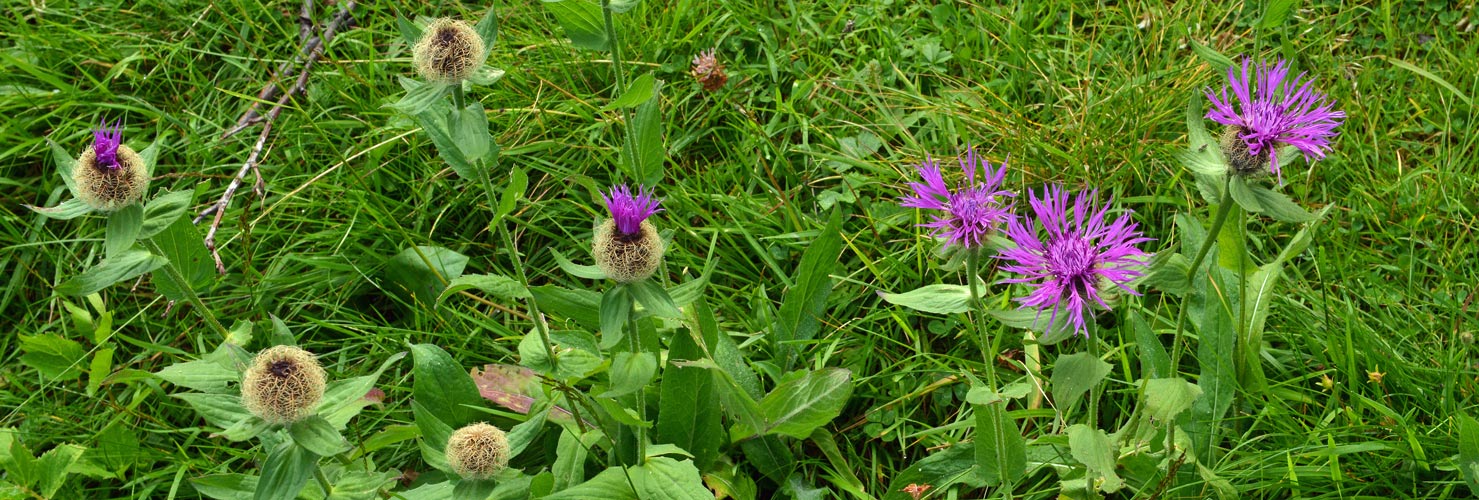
[445,422,510,480]
[74,120,148,212]
[241,345,327,425]
[690,48,727,92]
[1219,125,1269,177]
[412,18,485,84]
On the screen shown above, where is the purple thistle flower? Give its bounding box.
[996,186,1152,337]
[601,184,662,235]
[1205,58,1345,181]
[898,147,1014,250]
[92,119,124,169]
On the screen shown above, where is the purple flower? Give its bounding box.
[1205,58,1345,181]
[899,148,1014,250]
[997,186,1151,337]
[601,184,662,235]
[92,119,124,169]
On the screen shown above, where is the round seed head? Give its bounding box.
[445,422,510,480]
[73,121,148,212]
[593,218,664,283]
[241,345,327,425]
[1219,125,1270,177]
[412,18,485,84]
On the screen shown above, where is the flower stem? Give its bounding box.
[965,250,997,387]
[450,84,467,111]
[599,0,638,179]
[141,238,229,349]
[625,306,647,464]
[1168,175,1234,370]
[497,221,560,374]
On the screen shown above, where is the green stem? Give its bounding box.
[1085,327,1100,430]
[627,309,647,463]
[599,0,638,179]
[450,84,467,111]
[314,466,333,496]
[1168,175,1234,370]
[965,251,997,387]
[141,239,229,348]
[497,222,559,373]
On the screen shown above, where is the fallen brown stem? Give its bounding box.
[197,1,356,274]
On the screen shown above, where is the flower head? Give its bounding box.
[1205,58,1345,181]
[92,119,123,169]
[691,48,727,91]
[446,422,511,480]
[601,184,662,235]
[241,345,327,425]
[74,119,148,212]
[412,18,485,84]
[899,147,1014,250]
[996,186,1151,337]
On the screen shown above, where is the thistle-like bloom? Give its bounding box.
[92,119,123,169]
[74,119,148,212]
[594,184,664,283]
[601,184,662,235]
[412,18,485,84]
[241,345,328,425]
[997,186,1151,337]
[899,148,1013,250]
[691,48,727,92]
[1205,58,1345,180]
[446,422,511,480]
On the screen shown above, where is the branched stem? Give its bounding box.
[1169,175,1234,370]
[141,238,229,349]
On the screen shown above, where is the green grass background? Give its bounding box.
[2,0,1477,497]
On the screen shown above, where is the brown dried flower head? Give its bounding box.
[413,18,485,84]
[446,422,510,480]
[690,48,727,92]
[241,345,327,425]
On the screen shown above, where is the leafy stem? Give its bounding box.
[141,238,228,348]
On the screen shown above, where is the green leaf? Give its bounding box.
[774,209,844,363]
[415,105,476,179]
[973,397,1025,486]
[598,285,633,350]
[603,352,656,398]
[880,284,973,314]
[530,285,601,330]
[437,273,530,304]
[551,248,607,280]
[139,189,194,239]
[1130,311,1170,379]
[492,165,526,228]
[34,444,83,497]
[397,15,423,46]
[656,328,722,471]
[543,464,638,500]
[607,0,640,14]
[1260,0,1299,29]
[1459,414,1479,495]
[411,344,486,430]
[452,102,492,162]
[104,203,143,258]
[328,469,399,500]
[1241,206,1330,389]
[541,0,609,51]
[602,73,657,111]
[629,278,680,318]
[89,420,141,475]
[393,77,449,116]
[149,216,217,302]
[1228,177,1317,223]
[384,246,469,308]
[56,248,166,296]
[474,6,499,53]
[1184,265,1238,462]
[1067,424,1123,493]
[173,393,250,429]
[254,442,317,500]
[288,416,350,457]
[191,474,258,500]
[1143,377,1203,421]
[1190,40,1235,72]
[505,409,548,460]
[676,358,767,435]
[28,198,93,220]
[155,359,238,392]
[1051,353,1112,410]
[19,334,87,381]
[1141,252,1191,296]
[740,435,796,483]
[465,66,507,87]
[749,368,853,439]
[1186,93,1215,152]
[631,457,711,500]
[216,416,271,442]
[453,479,498,500]
[882,442,984,500]
[86,345,114,397]
[987,308,1076,344]
[412,401,454,472]
[621,79,665,187]
[1386,57,1474,108]
[49,137,79,196]
[137,140,162,177]
[551,429,591,491]
[594,396,649,429]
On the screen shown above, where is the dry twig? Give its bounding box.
[197,1,357,274]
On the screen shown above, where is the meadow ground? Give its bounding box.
[1,0,1477,498]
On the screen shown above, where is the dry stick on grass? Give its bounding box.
[197,1,357,274]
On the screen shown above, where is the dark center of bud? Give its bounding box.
[1220,126,1270,176]
[1046,236,1095,282]
[267,359,297,378]
[434,27,459,47]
